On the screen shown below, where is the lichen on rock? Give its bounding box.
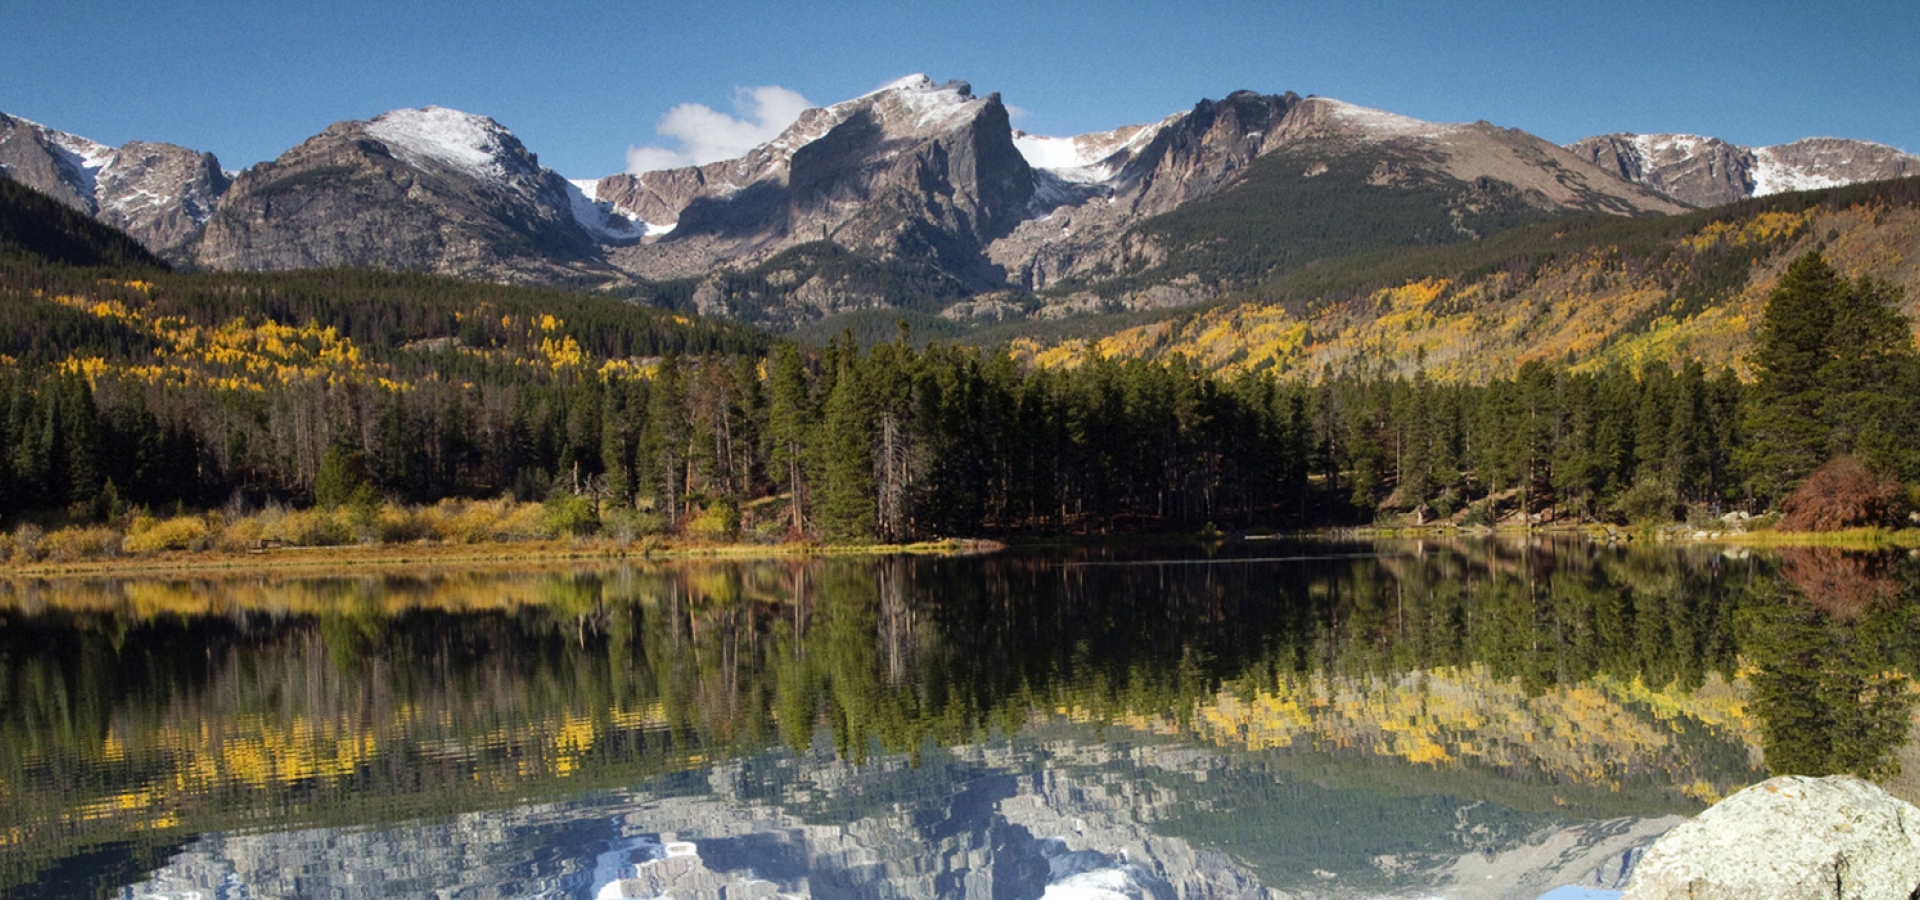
[1623,774,1920,900]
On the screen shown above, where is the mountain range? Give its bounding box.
[4,76,1917,331]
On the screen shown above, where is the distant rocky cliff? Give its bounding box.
[1568,133,1920,208]
[0,112,227,261]
[196,107,619,285]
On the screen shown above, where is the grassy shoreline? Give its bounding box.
[9,520,1918,581]
[1334,521,1920,550]
[0,537,1004,580]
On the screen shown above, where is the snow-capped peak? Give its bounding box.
[868,73,942,96]
[854,73,981,133]
[365,106,520,179]
[1314,97,1462,140]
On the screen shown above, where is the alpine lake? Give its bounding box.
[5,537,1918,900]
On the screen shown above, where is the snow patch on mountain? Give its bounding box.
[858,74,980,136]
[565,178,649,242]
[1629,133,1711,163]
[5,114,116,210]
[1750,138,1902,196]
[366,107,517,179]
[1318,98,1461,140]
[44,129,115,207]
[1014,117,1171,187]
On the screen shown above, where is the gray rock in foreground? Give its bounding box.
[1623,775,1920,900]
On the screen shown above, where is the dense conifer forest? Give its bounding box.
[3,175,1918,546]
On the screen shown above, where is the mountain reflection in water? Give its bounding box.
[1,538,1914,900]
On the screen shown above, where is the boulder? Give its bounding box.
[1623,775,1920,900]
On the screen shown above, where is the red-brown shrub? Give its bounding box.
[1777,455,1902,532]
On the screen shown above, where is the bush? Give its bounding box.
[1611,478,1679,526]
[125,515,211,553]
[374,504,433,543]
[39,526,124,561]
[602,507,666,542]
[268,509,354,546]
[686,498,741,542]
[1778,455,1902,532]
[542,492,600,538]
[211,514,266,552]
[7,524,45,562]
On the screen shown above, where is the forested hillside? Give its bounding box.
[3,177,1919,540]
[1020,177,1920,382]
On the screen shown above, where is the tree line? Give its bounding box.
[1,252,1915,539]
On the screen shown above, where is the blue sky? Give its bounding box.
[3,0,1915,179]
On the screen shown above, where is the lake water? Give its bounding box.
[3,538,1915,900]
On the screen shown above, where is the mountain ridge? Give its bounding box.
[1567,131,1920,208]
[3,79,1915,333]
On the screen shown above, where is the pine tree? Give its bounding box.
[1741,253,1843,499]
[814,352,876,542]
[765,343,815,536]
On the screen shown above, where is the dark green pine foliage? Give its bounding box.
[1742,253,1844,499]
[1741,252,1920,498]
[814,348,877,542]
[764,343,816,537]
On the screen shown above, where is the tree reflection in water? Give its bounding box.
[1,539,1918,898]
[1741,546,1920,779]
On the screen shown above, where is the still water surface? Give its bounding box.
[3,539,1916,900]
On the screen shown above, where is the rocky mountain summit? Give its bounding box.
[196,106,622,285]
[5,80,1916,330]
[0,112,228,261]
[1568,132,1920,208]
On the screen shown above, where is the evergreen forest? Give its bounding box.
[3,177,1920,547]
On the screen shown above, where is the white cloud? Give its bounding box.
[1004,103,1033,122]
[625,85,813,174]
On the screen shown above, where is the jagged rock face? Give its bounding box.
[986,93,1685,301]
[198,107,614,284]
[1568,133,1920,208]
[0,113,228,262]
[1568,134,1756,207]
[1622,775,1920,900]
[0,111,102,213]
[1755,138,1920,195]
[95,141,230,259]
[606,76,1035,287]
[988,92,1306,292]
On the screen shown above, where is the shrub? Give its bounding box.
[268,509,354,546]
[1778,455,1901,532]
[602,507,666,542]
[39,526,124,561]
[125,516,211,553]
[541,492,600,538]
[8,524,45,562]
[211,514,267,552]
[374,504,433,543]
[686,498,741,542]
[1611,478,1679,526]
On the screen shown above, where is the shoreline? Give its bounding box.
[7,522,1919,580]
[0,537,1006,580]
[1330,522,1920,550]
